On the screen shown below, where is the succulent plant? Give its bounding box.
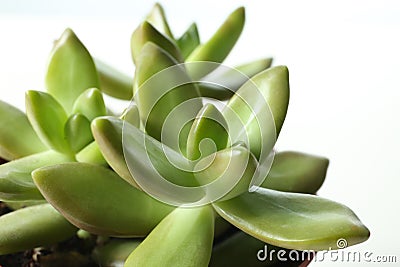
[0,3,369,267]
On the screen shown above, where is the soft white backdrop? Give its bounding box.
[0,0,399,266]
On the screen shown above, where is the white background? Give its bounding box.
[0,0,399,266]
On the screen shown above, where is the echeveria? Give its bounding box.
[0,3,369,267]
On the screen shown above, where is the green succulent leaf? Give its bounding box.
[236,58,273,76]
[186,7,245,79]
[177,23,200,59]
[131,21,182,64]
[91,116,136,186]
[223,66,289,159]
[93,239,141,267]
[124,206,214,267]
[197,58,273,100]
[32,162,174,237]
[0,204,77,255]
[186,103,228,160]
[0,100,46,160]
[0,150,74,201]
[95,59,133,100]
[64,114,93,153]
[213,187,370,251]
[133,43,202,149]
[93,117,199,194]
[262,151,329,194]
[72,88,107,121]
[146,3,174,39]
[194,144,257,202]
[120,104,141,129]
[45,28,100,113]
[76,141,107,166]
[25,90,70,153]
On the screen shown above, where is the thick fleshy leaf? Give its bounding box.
[0,204,77,255]
[262,151,329,194]
[46,28,99,113]
[131,21,182,63]
[213,187,370,251]
[222,66,289,159]
[91,117,136,186]
[145,3,174,39]
[0,100,46,160]
[0,150,74,201]
[93,239,141,267]
[197,58,273,100]
[64,114,93,153]
[134,43,202,149]
[93,117,200,199]
[75,141,107,166]
[194,144,257,202]
[25,90,70,153]
[120,104,141,128]
[186,103,228,160]
[186,7,245,79]
[95,59,133,100]
[177,23,200,59]
[32,162,174,237]
[124,206,214,267]
[72,88,107,121]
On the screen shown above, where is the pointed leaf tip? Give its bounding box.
[46,28,99,113]
[25,90,70,153]
[214,188,370,251]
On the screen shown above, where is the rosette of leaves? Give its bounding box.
[0,3,369,267]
